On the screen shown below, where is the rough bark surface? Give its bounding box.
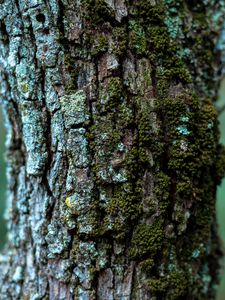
[0,0,225,299]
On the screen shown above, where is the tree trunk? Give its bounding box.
[0,0,225,299]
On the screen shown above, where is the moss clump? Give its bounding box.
[104,183,141,236]
[162,54,192,83]
[112,27,128,57]
[158,94,220,181]
[117,103,134,128]
[134,2,165,24]
[129,219,164,259]
[129,20,147,56]
[140,258,155,274]
[154,172,171,213]
[82,0,115,26]
[145,270,190,299]
[138,110,153,146]
[167,271,190,297]
[91,34,108,56]
[97,77,125,113]
[107,77,124,102]
[146,278,167,293]
[147,26,169,55]
[124,147,139,180]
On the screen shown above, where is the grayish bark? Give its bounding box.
[0,0,225,299]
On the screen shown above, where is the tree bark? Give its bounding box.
[0,0,225,299]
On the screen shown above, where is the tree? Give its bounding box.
[0,0,225,299]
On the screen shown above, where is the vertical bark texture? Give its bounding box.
[0,0,225,299]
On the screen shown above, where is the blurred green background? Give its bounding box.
[216,78,225,300]
[0,82,225,295]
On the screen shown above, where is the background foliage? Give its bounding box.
[216,78,225,300]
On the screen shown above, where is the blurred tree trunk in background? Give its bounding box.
[0,0,225,299]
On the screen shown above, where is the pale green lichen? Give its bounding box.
[20,101,48,175]
[60,90,89,128]
[67,128,90,168]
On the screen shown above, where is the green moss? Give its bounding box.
[104,183,141,235]
[146,270,190,299]
[140,258,155,274]
[134,2,165,24]
[117,103,134,128]
[97,77,125,113]
[112,27,128,57]
[129,219,164,258]
[153,172,170,213]
[138,110,153,146]
[91,34,108,56]
[107,77,124,101]
[167,270,190,297]
[124,147,139,180]
[147,26,169,54]
[146,278,167,293]
[158,94,220,180]
[82,0,115,26]
[129,20,147,56]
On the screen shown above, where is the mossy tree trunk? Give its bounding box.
[0,0,225,299]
